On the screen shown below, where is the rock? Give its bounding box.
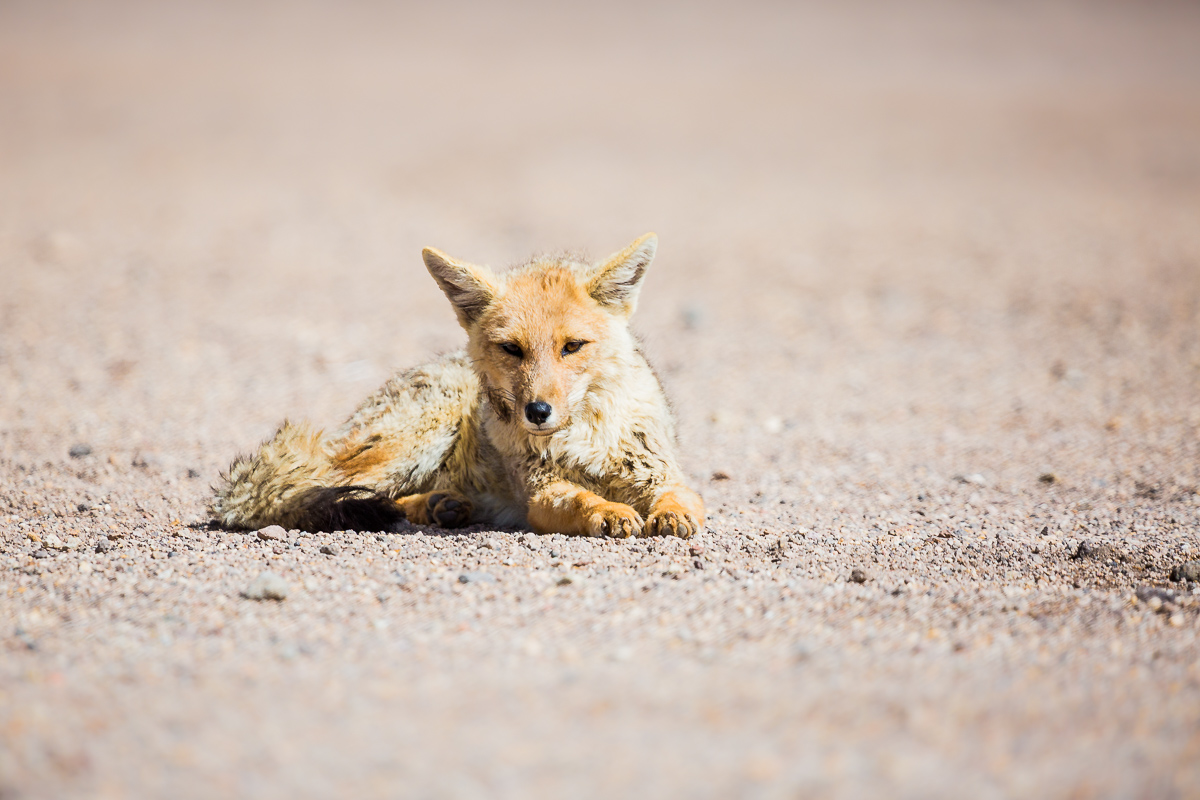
[850,568,868,583]
[1038,473,1058,485]
[557,574,583,586]
[257,525,286,541]
[131,452,160,469]
[1136,586,1176,605]
[1169,560,1200,582]
[711,471,731,481]
[458,571,496,584]
[95,538,110,553]
[31,549,50,559]
[68,443,92,458]
[242,572,289,601]
[65,536,82,550]
[319,544,340,556]
[1072,541,1121,561]
[43,534,68,551]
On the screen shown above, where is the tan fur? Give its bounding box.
[212,233,705,537]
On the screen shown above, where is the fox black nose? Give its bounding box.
[525,401,553,425]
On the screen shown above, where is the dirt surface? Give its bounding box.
[3,1,1200,797]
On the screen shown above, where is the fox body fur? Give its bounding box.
[212,233,705,538]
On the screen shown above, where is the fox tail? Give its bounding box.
[211,421,402,533]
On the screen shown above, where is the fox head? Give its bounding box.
[423,233,657,437]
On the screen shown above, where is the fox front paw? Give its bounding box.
[585,502,644,538]
[644,508,702,539]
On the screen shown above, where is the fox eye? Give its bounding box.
[499,342,524,358]
[561,340,586,356]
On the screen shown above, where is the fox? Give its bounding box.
[212,233,705,539]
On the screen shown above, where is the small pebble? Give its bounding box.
[459,571,497,584]
[850,569,868,584]
[320,544,340,556]
[68,443,92,458]
[95,538,110,553]
[1136,586,1176,605]
[1073,541,1120,561]
[242,572,289,601]
[1169,561,1200,582]
[257,525,286,541]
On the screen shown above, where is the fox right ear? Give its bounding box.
[423,247,498,328]
[587,233,657,317]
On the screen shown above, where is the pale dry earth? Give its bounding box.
[2,1,1200,797]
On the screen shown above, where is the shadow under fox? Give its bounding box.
[213,233,704,538]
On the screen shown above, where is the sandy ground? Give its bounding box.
[2,1,1200,797]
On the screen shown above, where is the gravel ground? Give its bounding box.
[2,1,1200,797]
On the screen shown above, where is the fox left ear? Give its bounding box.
[587,233,657,316]
[423,247,499,329]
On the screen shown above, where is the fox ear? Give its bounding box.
[587,233,657,316]
[423,247,499,328]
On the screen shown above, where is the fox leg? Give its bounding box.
[395,491,474,528]
[527,480,644,538]
[643,485,705,539]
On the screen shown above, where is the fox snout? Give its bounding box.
[520,388,564,434]
[524,401,553,426]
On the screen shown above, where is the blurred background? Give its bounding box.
[1,0,1198,491]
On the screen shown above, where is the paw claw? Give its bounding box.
[589,503,642,538]
[647,508,699,539]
